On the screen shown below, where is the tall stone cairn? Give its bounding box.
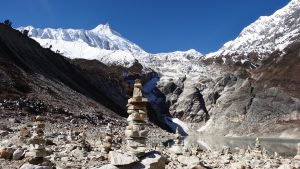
[28,116,47,158]
[125,79,149,157]
[294,143,300,160]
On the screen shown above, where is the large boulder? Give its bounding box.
[178,155,200,166]
[12,148,25,160]
[0,147,15,159]
[109,151,139,166]
[132,151,166,169]
[19,163,52,169]
[92,164,119,169]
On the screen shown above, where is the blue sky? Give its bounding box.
[1,0,290,54]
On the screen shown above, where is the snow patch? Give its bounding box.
[197,118,213,133]
[164,116,189,135]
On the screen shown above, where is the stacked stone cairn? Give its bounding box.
[294,143,300,160]
[67,128,75,142]
[102,123,113,153]
[28,116,47,159]
[169,127,183,155]
[77,125,91,153]
[125,79,149,157]
[19,126,30,142]
[252,138,262,159]
[23,116,55,168]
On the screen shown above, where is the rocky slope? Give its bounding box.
[0,23,129,120]
[198,45,300,138]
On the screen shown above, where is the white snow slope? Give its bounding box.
[207,0,300,60]
[18,24,147,66]
[18,24,203,67]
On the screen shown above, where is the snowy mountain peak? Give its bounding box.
[18,24,205,67]
[93,23,110,30]
[91,23,121,36]
[18,24,144,52]
[17,24,149,66]
[185,49,202,56]
[208,0,300,60]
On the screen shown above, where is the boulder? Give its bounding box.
[0,130,9,137]
[109,151,139,166]
[132,151,166,169]
[19,163,52,169]
[278,164,294,169]
[12,148,25,160]
[0,147,15,159]
[70,147,86,160]
[140,151,166,169]
[189,165,206,169]
[91,164,119,169]
[178,155,200,165]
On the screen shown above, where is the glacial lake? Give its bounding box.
[163,136,300,158]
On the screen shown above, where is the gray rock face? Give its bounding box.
[109,151,139,166]
[200,73,300,137]
[157,74,210,124]
[151,43,300,137]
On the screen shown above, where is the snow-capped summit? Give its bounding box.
[18,24,203,67]
[91,23,112,33]
[18,24,148,66]
[19,24,144,53]
[91,23,120,37]
[207,0,300,60]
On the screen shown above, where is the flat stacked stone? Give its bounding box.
[294,143,300,160]
[125,79,149,157]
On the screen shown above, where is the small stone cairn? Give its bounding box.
[23,116,55,168]
[125,79,149,157]
[19,126,30,144]
[102,123,113,153]
[67,128,76,142]
[28,116,47,158]
[252,138,262,159]
[294,143,300,160]
[168,127,183,155]
[77,126,91,152]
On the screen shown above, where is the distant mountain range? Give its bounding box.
[10,0,300,137]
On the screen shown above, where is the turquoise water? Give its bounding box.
[182,136,300,158]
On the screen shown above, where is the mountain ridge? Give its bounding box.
[13,0,300,137]
[207,0,300,63]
